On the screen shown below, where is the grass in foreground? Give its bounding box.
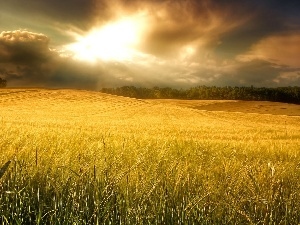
[0,89,300,224]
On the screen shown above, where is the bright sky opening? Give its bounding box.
[66,18,142,62]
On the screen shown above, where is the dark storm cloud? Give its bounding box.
[0,30,103,89]
[0,30,53,65]
[0,30,55,85]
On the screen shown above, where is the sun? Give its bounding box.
[66,17,142,62]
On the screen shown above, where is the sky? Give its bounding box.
[0,0,299,89]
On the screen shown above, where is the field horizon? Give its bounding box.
[0,88,300,224]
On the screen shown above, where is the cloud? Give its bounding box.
[1,29,299,89]
[0,30,102,89]
[0,30,168,89]
[109,0,254,59]
[1,0,300,88]
[230,60,281,87]
[237,33,300,68]
[0,30,52,64]
[1,0,95,29]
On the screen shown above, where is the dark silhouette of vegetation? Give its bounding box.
[0,78,7,88]
[101,86,300,104]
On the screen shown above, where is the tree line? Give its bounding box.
[0,78,7,88]
[101,86,300,104]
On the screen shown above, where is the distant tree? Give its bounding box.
[0,78,7,88]
[101,85,300,104]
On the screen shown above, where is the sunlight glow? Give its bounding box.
[66,17,142,62]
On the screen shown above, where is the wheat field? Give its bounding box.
[0,88,300,224]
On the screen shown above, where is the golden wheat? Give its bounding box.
[0,88,299,224]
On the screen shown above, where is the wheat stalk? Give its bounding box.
[0,160,11,180]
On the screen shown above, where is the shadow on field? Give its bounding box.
[194,101,300,116]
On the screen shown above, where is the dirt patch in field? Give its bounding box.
[195,101,300,116]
